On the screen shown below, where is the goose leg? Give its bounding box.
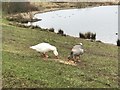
[45,54,49,58]
[74,55,77,63]
[43,53,49,58]
[69,54,75,64]
[77,55,81,62]
[42,53,45,57]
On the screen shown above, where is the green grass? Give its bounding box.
[2,19,118,88]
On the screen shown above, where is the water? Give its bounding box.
[32,5,118,45]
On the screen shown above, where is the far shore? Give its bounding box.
[8,2,118,21]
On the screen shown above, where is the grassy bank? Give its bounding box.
[2,17,118,88]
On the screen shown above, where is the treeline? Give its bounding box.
[2,1,118,14]
[72,2,117,8]
[2,2,38,14]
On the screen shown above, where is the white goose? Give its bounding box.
[30,42,58,58]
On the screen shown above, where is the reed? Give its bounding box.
[79,32,96,40]
[57,29,66,36]
[49,28,55,32]
[117,39,120,46]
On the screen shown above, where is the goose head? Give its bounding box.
[51,46,58,58]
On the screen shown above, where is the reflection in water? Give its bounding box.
[33,6,118,45]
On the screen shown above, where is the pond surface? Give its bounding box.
[33,5,118,45]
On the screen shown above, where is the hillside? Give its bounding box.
[2,17,118,88]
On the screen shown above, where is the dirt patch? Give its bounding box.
[43,58,84,66]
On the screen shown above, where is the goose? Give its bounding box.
[30,42,58,58]
[68,43,84,62]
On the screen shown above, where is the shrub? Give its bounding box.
[117,39,120,46]
[79,32,86,39]
[91,33,96,40]
[49,28,54,32]
[57,29,66,36]
[79,32,96,40]
[57,29,64,35]
[85,32,91,39]
[2,2,38,14]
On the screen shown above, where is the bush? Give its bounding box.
[117,39,120,46]
[49,28,54,32]
[91,33,96,40]
[79,32,86,39]
[57,29,66,36]
[85,32,91,39]
[57,29,64,35]
[79,32,96,40]
[2,2,38,14]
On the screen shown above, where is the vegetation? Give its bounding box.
[2,2,39,23]
[30,2,118,10]
[79,32,96,40]
[2,2,38,14]
[3,2,118,23]
[57,29,66,36]
[117,39,120,46]
[74,2,118,8]
[2,17,118,88]
[49,28,55,32]
[2,1,119,88]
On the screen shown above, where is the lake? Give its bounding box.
[32,5,118,45]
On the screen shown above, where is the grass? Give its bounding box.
[30,2,118,9]
[2,18,118,88]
